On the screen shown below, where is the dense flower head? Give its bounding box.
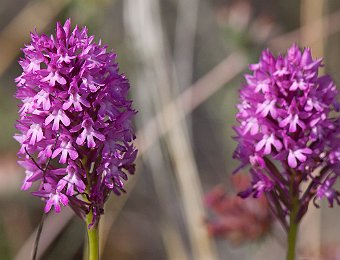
[15,19,137,223]
[233,44,340,209]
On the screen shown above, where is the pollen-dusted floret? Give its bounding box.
[233,44,340,208]
[15,19,137,224]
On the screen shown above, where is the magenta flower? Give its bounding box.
[15,19,137,227]
[234,44,340,205]
[287,148,312,168]
[233,44,340,258]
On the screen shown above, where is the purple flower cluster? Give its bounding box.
[15,19,137,222]
[233,44,340,213]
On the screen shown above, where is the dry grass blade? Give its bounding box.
[0,0,71,77]
[174,0,199,89]
[137,51,247,155]
[14,208,74,260]
[268,8,340,50]
[124,0,220,259]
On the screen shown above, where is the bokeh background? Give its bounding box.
[1,0,340,259]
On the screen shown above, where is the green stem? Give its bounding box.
[287,169,299,260]
[85,210,99,260]
[286,208,298,260]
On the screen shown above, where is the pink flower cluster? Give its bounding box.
[234,44,340,209]
[15,19,137,222]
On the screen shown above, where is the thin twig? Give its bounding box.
[31,212,46,260]
[15,208,74,260]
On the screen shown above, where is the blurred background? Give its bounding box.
[1,0,340,259]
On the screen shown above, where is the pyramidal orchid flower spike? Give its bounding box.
[233,44,340,260]
[15,19,137,260]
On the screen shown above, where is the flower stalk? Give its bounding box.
[86,210,99,260]
[287,171,299,260]
[286,208,298,260]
